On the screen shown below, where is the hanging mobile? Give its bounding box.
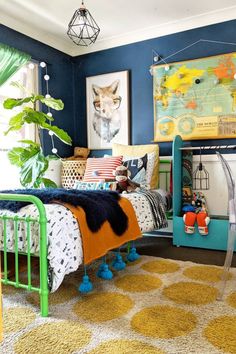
[193,147,209,190]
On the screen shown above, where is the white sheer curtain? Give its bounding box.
[0,62,38,189]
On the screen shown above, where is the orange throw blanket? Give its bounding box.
[62,197,141,265]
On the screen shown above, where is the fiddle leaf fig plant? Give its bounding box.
[4,88,72,188]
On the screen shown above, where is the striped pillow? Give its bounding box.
[83,156,123,182]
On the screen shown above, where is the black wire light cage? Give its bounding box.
[67,1,100,46]
[193,147,210,190]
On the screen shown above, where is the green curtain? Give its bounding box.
[0,43,31,87]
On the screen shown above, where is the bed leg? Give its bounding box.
[40,291,49,317]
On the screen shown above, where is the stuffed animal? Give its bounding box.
[74,147,90,159]
[113,165,140,193]
[65,147,90,161]
[183,192,210,235]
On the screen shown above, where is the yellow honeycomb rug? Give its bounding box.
[1,255,236,354]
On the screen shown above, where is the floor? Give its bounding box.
[122,236,236,267]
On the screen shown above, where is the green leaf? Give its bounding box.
[33,178,42,189]
[46,154,60,161]
[8,145,41,168]
[18,140,40,147]
[23,107,54,122]
[40,97,64,110]
[41,178,57,188]
[8,147,25,167]
[32,95,44,102]
[41,122,72,145]
[9,112,25,126]
[4,124,23,135]
[20,150,48,188]
[3,97,32,109]
[23,108,47,125]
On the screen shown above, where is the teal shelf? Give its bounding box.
[173,215,235,251]
[172,135,235,252]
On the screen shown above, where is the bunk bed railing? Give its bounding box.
[0,193,49,317]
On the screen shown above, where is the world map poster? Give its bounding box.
[153,52,236,142]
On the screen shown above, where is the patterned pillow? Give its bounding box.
[83,156,123,182]
[112,143,159,189]
[122,152,156,188]
[74,181,117,191]
[123,154,148,185]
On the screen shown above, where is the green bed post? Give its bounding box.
[0,193,49,317]
[32,196,48,317]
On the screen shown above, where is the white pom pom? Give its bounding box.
[49,131,54,136]
[44,74,50,81]
[45,94,51,98]
[165,65,170,71]
[28,63,35,69]
[47,112,52,117]
[40,62,46,68]
[52,148,57,154]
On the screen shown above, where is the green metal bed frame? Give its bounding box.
[0,193,49,317]
[0,159,172,317]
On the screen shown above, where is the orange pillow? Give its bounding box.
[83,156,123,182]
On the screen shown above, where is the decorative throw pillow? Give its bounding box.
[83,156,123,182]
[113,143,159,189]
[123,154,148,185]
[74,181,117,191]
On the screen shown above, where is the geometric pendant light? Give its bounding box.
[67,1,100,46]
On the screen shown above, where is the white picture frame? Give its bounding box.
[86,70,130,149]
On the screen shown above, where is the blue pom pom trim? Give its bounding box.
[127,247,140,262]
[112,253,126,271]
[78,274,93,293]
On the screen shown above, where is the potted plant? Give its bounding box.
[3,83,72,188]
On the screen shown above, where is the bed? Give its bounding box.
[0,160,171,317]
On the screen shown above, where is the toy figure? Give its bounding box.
[113,165,140,193]
[183,192,210,235]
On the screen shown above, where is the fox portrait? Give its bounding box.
[92,80,122,143]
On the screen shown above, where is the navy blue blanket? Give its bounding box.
[0,189,128,235]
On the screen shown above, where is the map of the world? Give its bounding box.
[153,52,236,141]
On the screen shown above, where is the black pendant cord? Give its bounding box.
[199,147,202,171]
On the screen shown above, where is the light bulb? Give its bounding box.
[44,74,50,81]
[52,148,58,154]
[49,131,54,136]
[40,62,46,68]
[47,112,52,117]
[45,94,51,98]
[28,63,35,69]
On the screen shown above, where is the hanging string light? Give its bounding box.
[40,61,59,156]
[67,1,100,46]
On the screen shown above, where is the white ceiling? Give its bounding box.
[0,0,236,56]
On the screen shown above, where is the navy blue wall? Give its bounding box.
[72,19,236,156]
[0,25,74,157]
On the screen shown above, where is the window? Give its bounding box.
[0,63,38,189]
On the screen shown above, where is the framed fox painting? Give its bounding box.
[86,70,130,149]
